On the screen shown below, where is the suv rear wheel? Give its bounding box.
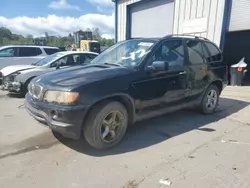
[200,84,219,114]
[83,100,128,149]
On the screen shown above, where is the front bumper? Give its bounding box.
[0,81,23,93]
[25,94,89,139]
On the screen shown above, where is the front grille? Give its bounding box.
[29,83,44,100]
[5,75,15,82]
[2,75,16,85]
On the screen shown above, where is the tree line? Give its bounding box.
[0,27,114,48]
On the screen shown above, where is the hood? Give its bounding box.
[34,64,134,88]
[0,65,36,76]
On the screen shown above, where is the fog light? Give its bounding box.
[50,110,58,119]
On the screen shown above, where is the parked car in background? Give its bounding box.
[0,45,60,69]
[58,47,67,52]
[25,35,228,150]
[0,51,98,94]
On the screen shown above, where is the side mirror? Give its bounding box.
[146,61,169,72]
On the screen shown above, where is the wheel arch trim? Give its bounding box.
[84,93,136,126]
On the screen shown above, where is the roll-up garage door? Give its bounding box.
[130,0,174,38]
[229,0,250,31]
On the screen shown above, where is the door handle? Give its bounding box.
[179,71,187,75]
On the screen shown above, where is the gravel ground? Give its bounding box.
[0,86,250,188]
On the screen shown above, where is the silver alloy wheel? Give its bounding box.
[206,89,218,110]
[100,111,124,143]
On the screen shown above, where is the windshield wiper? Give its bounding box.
[104,62,123,67]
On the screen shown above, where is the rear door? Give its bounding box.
[184,39,208,96]
[18,47,44,65]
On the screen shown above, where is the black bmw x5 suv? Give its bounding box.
[25,35,228,149]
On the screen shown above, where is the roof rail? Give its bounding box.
[128,37,144,40]
[6,44,59,47]
[163,34,210,41]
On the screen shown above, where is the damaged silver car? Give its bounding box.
[0,51,98,95]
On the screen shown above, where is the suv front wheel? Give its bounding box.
[200,84,219,114]
[83,100,128,149]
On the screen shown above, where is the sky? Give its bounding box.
[0,0,115,39]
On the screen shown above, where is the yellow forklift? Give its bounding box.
[72,30,101,53]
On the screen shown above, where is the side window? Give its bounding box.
[0,47,17,57]
[51,56,67,67]
[51,55,79,67]
[19,47,42,57]
[152,40,184,67]
[186,40,204,65]
[73,55,81,64]
[204,42,222,62]
[81,54,97,64]
[44,48,60,55]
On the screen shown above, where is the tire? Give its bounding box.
[83,100,128,150]
[23,77,35,95]
[200,84,219,114]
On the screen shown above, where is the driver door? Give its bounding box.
[133,39,190,110]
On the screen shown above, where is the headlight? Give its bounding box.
[43,91,79,105]
[6,72,21,82]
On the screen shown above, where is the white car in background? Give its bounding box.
[0,51,98,95]
[0,45,60,69]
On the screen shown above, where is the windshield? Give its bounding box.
[91,39,155,67]
[32,52,65,66]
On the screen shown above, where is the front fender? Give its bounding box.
[16,71,47,83]
[88,93,136,125]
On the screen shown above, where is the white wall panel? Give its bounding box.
[173,0,225,46]
[185,0,192,20]
[202,0,211,18]
[172,0,180,34]
[213,0,225,45]
[130,0,174,38]
[190,0,198,19]
[229,0,250,31]
[196,0,204,18]
[207,0,219,40]
[117,0,226,46]
[117,0,141,41]
[174,0,186,34]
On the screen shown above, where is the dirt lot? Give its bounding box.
[0,87,250,188]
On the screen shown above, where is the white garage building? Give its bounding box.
[112,0,250,49]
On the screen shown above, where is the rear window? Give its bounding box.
[186,40,204,65]
[204,42,222,62]
[43,48,60,55]
[19,47,42,57]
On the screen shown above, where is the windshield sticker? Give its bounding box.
[138,42,154,47]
